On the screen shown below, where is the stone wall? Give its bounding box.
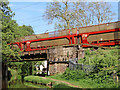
[49,63,68,75]
[48,46,78,61]
[48,45,85,75]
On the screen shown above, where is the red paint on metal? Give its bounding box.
[9,27,120,52]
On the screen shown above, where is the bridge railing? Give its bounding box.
[49,29,70,37]
[77,21,120,34]
[21,21,120,41]
[69,59,95,74]
[10,21,120,52]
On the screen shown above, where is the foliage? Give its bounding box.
[8,67,18,83]
[53,48,119,88]
[43,1,115,30]
[17,75,22,80]
[1,0,20,62]
[9,61,46,80]
[21,61,33,76]
[79,48,118,68]
[1,0,34,62]
[61,68,86,81]
[80,48,119,87]
[18,25,34,38]
[9,61,33,78]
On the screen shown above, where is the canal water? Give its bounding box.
[2,62,48,88]
[8,71,31,88]
[8,75,49,88]
[7,70,48,88]
[8,79,28,88]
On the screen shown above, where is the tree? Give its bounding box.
[1,0,34,62]
[43,1,115,30]
[43,1,76,29]
[1,0,19,62]
[87,2,115,25]
[18,25,34,37]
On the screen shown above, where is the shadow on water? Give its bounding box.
[8,79,29,88]
[8,70,12,81]
[2,62,27,88]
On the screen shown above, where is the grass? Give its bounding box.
[47,74,99,88]
[24,81,73,88]
[47,74,119,88]
[53,83,74,88]
[8,68,73,88]
[24,75,53,84]
[24,75,116,88]
[24,75,76,88]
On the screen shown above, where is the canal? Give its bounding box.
[8,79,49,88]
[1,61,49,88]
[7,67,49,88]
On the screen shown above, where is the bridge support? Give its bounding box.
[47,44,85,75]
[49,63,68,75]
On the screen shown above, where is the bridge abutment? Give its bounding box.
[49,63,68,75]
[47,45,85,75]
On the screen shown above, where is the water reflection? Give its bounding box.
[8,79,28,88]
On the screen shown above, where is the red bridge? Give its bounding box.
[10,21,120,53]
[9,21,120,75]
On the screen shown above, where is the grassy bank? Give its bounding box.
[24,76,53,84]
[47,73,118,88]
[24,76,74,88]
[47,74,96,88]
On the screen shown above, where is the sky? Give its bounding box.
[8,0,119,34]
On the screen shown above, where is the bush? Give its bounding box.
[17,75,21,80]
[61,48,119,88]
[61,68,86,81]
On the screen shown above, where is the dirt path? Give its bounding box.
[41,77,81,88]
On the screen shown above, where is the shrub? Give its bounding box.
[61,68,86,81]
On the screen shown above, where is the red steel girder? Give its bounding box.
[9,28,120,51]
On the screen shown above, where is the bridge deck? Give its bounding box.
[10,21,120,53]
